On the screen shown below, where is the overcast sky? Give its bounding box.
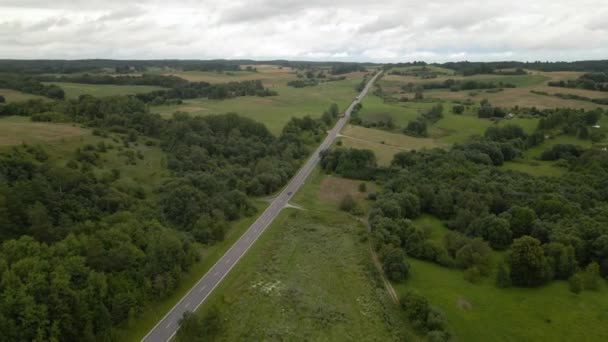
[0,0,606,62]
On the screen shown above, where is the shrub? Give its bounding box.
[339,194,356,212]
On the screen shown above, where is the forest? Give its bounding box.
[0,75,340,340]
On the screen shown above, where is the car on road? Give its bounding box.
[287,191,293,195]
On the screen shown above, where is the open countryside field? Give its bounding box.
[382,70,608,110]
[0,116,88,146]
[152,71,366,134]
[0,88,46,102]
[339,124,445,165]
[189,168,415,341]
[392,215,608,341]
[159,64,297,86]
[44,82,166,99]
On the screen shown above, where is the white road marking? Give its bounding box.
[214,271,219,276]
[198,285,207,293]
[185,302,191,309]
[165,321,172,329]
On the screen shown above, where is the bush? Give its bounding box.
[358,182,367,192]
[383,248,410,282]
[339,194,356,212]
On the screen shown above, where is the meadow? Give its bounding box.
[393,215,608,342]
[43,81,166,99]
[0,116,88,146]
[339,124,445,165]
[0,88,46,102]
[150,68,366,134]
[188,168,416,341]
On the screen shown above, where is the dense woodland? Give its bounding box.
[0,72,340,340]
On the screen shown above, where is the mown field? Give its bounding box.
[150,68,366,134]
[0,88,46,102]
[339,124,446,165]
[188,168,415,341]
[43,82,166,99]
[0,116,88,146]
[393,216,608,342]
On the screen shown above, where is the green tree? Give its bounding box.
[508,236,552,287]
[383,247,410,282]
[582,262,600,290]
[569,273,583,294]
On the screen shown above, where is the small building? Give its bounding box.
[506,113,514,119]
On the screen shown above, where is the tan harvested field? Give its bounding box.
[0,116,88,146]
[317,175,376,205]
[340,124,445,165]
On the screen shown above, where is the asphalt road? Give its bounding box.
[141,70,383,342]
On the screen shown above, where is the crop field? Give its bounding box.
[190,168,414,341]
[392,215,608,342]
[0,116,88,146]
[0,88,46,102]
[43,82,166,99]
[152,71,366,134]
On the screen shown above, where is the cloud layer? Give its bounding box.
[0,0,606,62]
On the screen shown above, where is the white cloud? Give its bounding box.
[0,0,606,62]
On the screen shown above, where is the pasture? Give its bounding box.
[0,116,88,146]
[43,82,166,99]
[152,72,365,134]
[339,124,445,165]
[0,88,46,102]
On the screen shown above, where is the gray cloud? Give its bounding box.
[0,0,606,62]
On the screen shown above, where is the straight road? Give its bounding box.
[141,69,383,342]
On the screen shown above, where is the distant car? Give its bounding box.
[287,191,293,196]
[355,96,359,100]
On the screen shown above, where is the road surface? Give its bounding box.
[141,70,382,342]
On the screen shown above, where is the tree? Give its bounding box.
[358,182,367,192]
[383,247,410,282]
[452,105,464,114]
[0,95,5,103]
[508,236,552,287]
[507,206,536,238]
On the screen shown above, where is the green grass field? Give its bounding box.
[501,160,566,177]
[396,215,608,341]
[190,168,415,341]
[0,88,46,102]
[152,76,364,134]
[44,82,166,99]
[339,124,446,165]
[0,116,88,146]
